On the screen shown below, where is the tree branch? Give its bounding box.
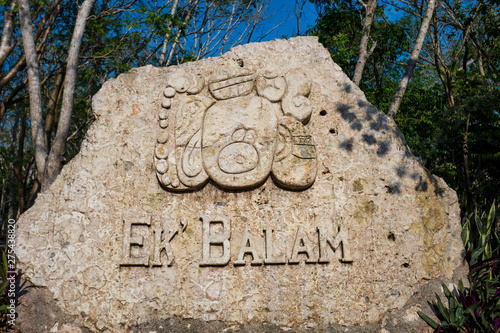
[388,0,438,118]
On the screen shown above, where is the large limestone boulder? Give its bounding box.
[16,37,464,332]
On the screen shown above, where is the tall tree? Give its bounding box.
[352,0,377,85]
[19,0,97,191]
[388,0,437,118]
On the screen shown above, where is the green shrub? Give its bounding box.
[418,202,500,332]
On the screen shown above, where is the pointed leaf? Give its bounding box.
[435,295,450,322]
[418,311,439,329]
[442,283,452,298]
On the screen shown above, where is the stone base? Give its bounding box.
[17,266,467,333]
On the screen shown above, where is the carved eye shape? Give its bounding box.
[293,96,306,107]
[175,77,190,93]
[231,128,246,142]
[245,129,257,144]
[187,73,205,94]
[218,142,259,174]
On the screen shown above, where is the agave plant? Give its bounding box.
[418,202,500,333]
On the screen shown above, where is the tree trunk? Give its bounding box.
[463,112,473,213]
[478,51,485,76]
[295,0,308,36]
[19,0,97,192]
[352,0,377,86]
[14,107,28,216]
[44,0,97,191]
[44,72,65,150]
[388,0,437,118]
[159,0,179,66]
[18,0,47,181]
[0,1,16,68]
[166,0,197,66]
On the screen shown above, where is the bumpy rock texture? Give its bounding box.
[17,37,464,332]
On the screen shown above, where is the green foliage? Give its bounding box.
[396,66,500,214]
[463,202,499,263]
[418,202,500,332]
[0,249,10,304]
[308,1,410,95]
[307,2,362,77]
[0,252,9,329]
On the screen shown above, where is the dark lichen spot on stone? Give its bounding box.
[390,289,400,296]
[402,263,410,268]
[320,110,327,116]
[329,128,336,134]
[353,200,378,224]
[385,185,393,194]
[352,179,365,193]
[124,161,134,171]
[387,232,396,242]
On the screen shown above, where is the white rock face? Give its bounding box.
[16,37,463,332]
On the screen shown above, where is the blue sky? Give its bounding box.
[254,0,320,41]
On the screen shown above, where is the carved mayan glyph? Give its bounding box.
[154,61,318,191]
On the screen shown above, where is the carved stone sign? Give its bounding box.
[16,37,464,333]
[154,64,317,191]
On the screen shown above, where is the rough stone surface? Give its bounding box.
[16,37,465,332]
